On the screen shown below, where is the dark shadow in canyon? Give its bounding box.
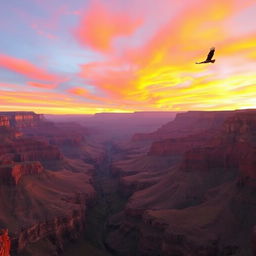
[62,142,127,256]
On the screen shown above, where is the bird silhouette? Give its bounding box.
[196,47,216,64]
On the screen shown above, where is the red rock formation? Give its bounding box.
[181,111,256,178]
[132,110,234,142]
[0,116,98,255]
[21,122,88,148]
[252,226,256,256]
[0,112,42,129]
[0,164,96,255]
[12,162,44,184]
[0,138,62,164]
[0,116,10,128]
[0,162,44,185]
[148,131,214,156]
[106,110,256,256]
[0,230,10,256]
[16,209,88,253]
[147,111,236,157]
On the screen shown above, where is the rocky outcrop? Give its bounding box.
[0,230,10,256]
[21,122,88,153]
[181,111,256,178]
[0,167,96,256]
[252,226,256,256]
[0,138,62,164]
[148,131,214,156]
[0,162,44,185]
[13,198,90,255]
[0,112,42,128]
[132,110,234,142]
[0,117,97,255]
[0,116,10,128]
[147,111,236,156]
[12,162,44,185]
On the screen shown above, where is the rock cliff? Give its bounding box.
[132,111,233,142]
[106,110,256,256]
[0,113,97,255]
[0,230,10,256]
[0,138,62,165]
[0,112,42,128]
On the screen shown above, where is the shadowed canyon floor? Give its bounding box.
[62,143,126,256]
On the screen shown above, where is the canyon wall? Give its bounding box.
[2,110,256,255]
[107,110,256,256]
[0,112,98,255]
[132,110,234,142]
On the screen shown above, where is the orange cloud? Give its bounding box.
[75,1,142,51]
[0,54,61,82]
[0,89,136,114]
[68,87,89,96]
[80,59,138,100]
[68,87,114,103]
[77,0,256,112]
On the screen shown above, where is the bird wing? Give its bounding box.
[206,47,215,61]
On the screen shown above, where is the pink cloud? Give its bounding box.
[68,87,110,103]
[31,24,58,40]
[27,81,58,89]
[75,1,142,51]
[0,54,62,82]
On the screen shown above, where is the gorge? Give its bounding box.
[0,110,255,256]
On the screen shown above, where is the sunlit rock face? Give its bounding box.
[0,162,44,185]
[0,112,42,129]
[0,229,11,256]
[0,116,10,128]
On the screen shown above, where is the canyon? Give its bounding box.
[0,110,256,255]
[105,110,256,256]
[0,112,97,256]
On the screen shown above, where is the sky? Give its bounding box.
[0,0,256,114]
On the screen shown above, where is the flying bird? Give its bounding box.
[196,47,216,64]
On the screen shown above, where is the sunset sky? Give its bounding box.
[0,0,256,114]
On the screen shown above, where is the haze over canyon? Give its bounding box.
[0,110,255,256]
